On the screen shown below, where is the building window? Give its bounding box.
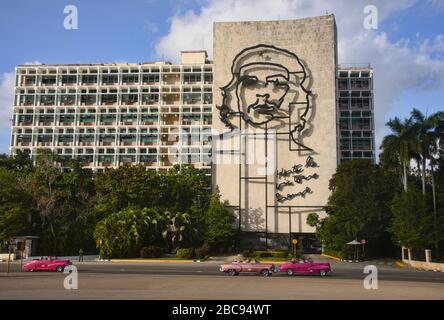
[81,75,98,85]
[60,94,76,105]
[61,75,77,85]
[122,74,139,84]
[101,94,117,105]
[142,74,160,84]
[352,138,371,150]
[102,75,118,85]
[183,73,201,84]
[80,94,96,105]
[121,94,138,105]
[338,79,348,90]
[41,76,57,86]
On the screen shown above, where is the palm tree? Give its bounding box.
[410,109,444,195]
[381,117,416,192]
[410,109,444,257]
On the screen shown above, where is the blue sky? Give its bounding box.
[0,0,443,155]
[0,0,180,65]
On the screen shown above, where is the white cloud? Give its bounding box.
[427,0,444,11]
[339,32,444,149]
[22,61,42,65]
[0,72,15,154]
[154,0,444,153]
[144,20,159,34]
[419,34,444,54]
[155,0,417,61]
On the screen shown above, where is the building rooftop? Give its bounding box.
[16,51,210,68]
[338,63,372,70]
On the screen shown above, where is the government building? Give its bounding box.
[11,51,213,175]
[10,15,375,249]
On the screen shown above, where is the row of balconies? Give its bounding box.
[337,79,372,91]
[17,96,212,107]
[15,140,210,147]
[12,151,211,168]
[338,98,372,110]
[18,78,213,87]
[15,120,212,127]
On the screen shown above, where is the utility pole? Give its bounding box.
[431,166,439,259]
[7,244,11,274]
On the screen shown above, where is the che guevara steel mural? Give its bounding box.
[216,44,319,203]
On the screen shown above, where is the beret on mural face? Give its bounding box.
[230,44,306,76]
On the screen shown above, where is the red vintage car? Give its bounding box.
[220,260,277,277]
[278,258,331,276]
[23,256,72,272]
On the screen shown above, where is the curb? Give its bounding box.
[395,261,405,268]
[110,259,198,263]
[321,253,342,261]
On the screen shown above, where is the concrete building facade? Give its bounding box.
[11,52,213,174]
[212,15,338,249]
[337,65,375,163]
[9,15,375,250]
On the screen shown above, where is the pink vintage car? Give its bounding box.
[220,260,277,276]
[23,256,72,272]
[278,258,331,276]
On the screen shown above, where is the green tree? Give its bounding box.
[26,151,95,255]
[161,211,195,251]
[55,159,95,254]
[389,187,436,253]
[93,164,210,248]
[380,117,417,192]
[308,160,397,258]
[94,207,161,258]
[94,165,161,219]
[0,150,33,173]
[203,188,235,250]
[0,168,35,245]
[410,109,444,195]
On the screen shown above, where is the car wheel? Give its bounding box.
[228,269,237,276]
[286,269,294,276]
[261,269,270,277]
[56,265,64,272]
[319,269,328,277]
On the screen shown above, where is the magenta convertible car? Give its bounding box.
[279,259,331,276]
[23,256,72,272]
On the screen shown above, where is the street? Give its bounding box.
[1,256,444,299]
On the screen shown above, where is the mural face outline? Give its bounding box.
[217,44,313,150]
[236,63,290,126]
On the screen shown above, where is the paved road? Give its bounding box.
[1,257,444,299]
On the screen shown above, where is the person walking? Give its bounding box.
[78,248,84,262]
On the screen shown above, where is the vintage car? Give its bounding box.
[220,260,277,276]
[278,258,331,276]
[23,256,72,272]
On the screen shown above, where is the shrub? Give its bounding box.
[176,248,196,259]
[251,250,289,258]
[253,250,272,258]
[204,190,236,248]
[195,244,210,259]
[271,251,289,258]
[140,246,163,258]
[241,249,253,257]
[94,207,157,258]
